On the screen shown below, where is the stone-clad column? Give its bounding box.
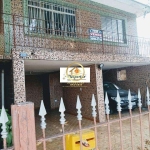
[95,65,105,122]
[13,59,26,103]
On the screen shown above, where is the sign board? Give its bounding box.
[117,70,127,81]
[89,29,103,41]
[60,62,90,83]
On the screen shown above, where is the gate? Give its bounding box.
[1,88,150,150]
[36,88,150,150]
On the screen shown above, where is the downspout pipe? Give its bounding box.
[1,70,4,107]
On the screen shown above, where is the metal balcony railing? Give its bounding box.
[0,13,150,57]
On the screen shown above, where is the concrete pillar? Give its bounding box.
[13,59,26,103]
[11,102,37,150]
[95,65,105,122]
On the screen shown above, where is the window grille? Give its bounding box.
[101,16,126,43]
[28,0,76,37]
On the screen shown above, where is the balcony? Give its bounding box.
[0,13,150,57]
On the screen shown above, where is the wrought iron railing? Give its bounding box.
[0,13,150,57]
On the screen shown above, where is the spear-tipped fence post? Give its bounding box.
[138,89,142,108]
[39,100,47,150]
[116,90,123,150]
[128,89,134,150]
[105,92,112,150]
[146,87,150,137]
[147,87,150,106]
[76,95,83,150]
[128,89,132,110]
[59,97,66,150]
[91,94,98,150]
[117,90,122,112]
[138,88,144,150]
[0,106,8,149]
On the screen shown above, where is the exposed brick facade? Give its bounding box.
[25,73,63,110]
[49,72,63,109]
[63,64,105,122]
[9,0,138,55]
[25,75,43,108]
[3,0,150,122]
[103,65,150,107]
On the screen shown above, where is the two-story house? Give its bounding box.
[1,0,150,123]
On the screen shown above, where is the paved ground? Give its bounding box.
[35,108,150,150]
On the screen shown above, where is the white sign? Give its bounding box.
[60,63,90,83]
[89,29,103,41]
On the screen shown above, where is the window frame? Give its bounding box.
[101,15,127,44]
[23,0,77,37]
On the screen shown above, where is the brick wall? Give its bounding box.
[25,73,63,109]
[63,64,105,121]
[10,0,142,121]
[49,72,63,109]
[10,0,138,55]
[24,69,104,121]
[25,75,43,108]
[103,65,150,107]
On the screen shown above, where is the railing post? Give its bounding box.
[91,94,98,150]
[105,92,112,150]
[59,98,66,150]
[117,90,123,150]
[11,102,37,150]
[39,100,47,150]
[76,95,83,150]
[128,89,134,150]
[146,87,150,138]
[138,89,144,150]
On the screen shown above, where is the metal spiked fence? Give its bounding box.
[36,87,150,150]
[1,87,150,149]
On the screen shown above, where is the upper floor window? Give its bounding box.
[101,16,126,43]
[28,0,76,37]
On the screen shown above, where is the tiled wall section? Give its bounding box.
[12,49,150,63]
[63,64,105,122]
[49,72,63,109]
[103,65,150,107]
[25,75,43,108]
[13,59,26,103]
